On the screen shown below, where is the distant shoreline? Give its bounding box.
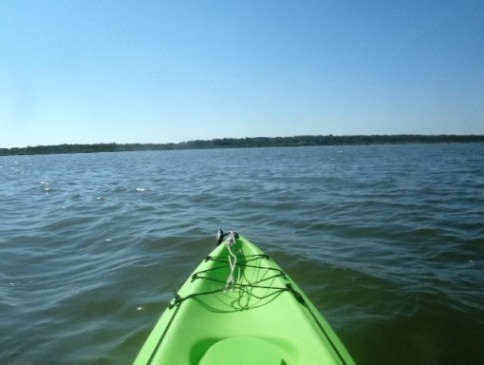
[1,134,484,156]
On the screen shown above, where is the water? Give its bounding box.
[1,144,483,364]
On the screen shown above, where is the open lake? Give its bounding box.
[1,143,483,364]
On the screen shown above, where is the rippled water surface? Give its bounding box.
[1,144,483,364]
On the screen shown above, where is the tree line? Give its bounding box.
[1,134,483,156]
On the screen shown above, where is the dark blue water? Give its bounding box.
[1,144,483,364]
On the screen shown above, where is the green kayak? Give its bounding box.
[134,231,355,365]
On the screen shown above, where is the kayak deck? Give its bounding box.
[134,234,354,365]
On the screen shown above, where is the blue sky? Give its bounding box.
[1,0,483,148]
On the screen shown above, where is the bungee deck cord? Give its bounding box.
[168,230,306,309]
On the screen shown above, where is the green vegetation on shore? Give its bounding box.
[1,134,483,156]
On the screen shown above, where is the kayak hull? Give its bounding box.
[134,235,354,365]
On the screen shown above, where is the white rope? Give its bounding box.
[224,231,239,292]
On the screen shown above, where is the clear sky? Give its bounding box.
[1,0,483,148]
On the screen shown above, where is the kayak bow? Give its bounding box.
[134,232,355,365]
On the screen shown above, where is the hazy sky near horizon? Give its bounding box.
[1,0,483,148]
